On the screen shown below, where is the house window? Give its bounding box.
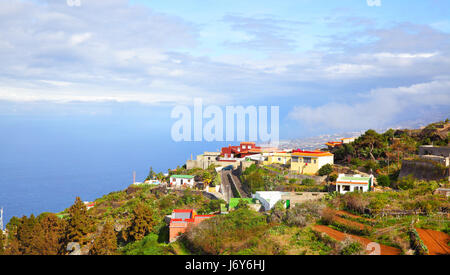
[304,157,311,163]
[278,158,281,161]
[248,145,252,149]
[292,157,298,162]
[343,185,350,191]
[242,145,246,149]
[314,159,317,164]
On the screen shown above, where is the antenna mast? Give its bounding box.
[0,207,3,231]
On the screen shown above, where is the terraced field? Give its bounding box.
[335,210,375,222]
[415,228,450,255]
[333,216,372,231]
[314,210,402,255]
[313,225,401,255]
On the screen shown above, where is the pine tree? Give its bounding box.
[126,202,155,242]
[90,220,117,255]
[0,229,5,255]
[146,166,155,181]
[5,238,20,255]
[29,213,66,255]
[65,197,93,245]
[16,215,38,254]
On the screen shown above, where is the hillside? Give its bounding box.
[0,120,449,255]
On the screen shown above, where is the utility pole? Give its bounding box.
[133,171,136,185]
[388,157,390,174]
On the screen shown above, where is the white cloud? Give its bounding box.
[40,80,73,87]
[0,0,449,134]
[69,33,92,46]
[289,80,450,131]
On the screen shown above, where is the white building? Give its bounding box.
[335,174,373,194]
[169,175,195,188]
[142,179,162,185]
[341,137,356,144]
[252,191,284,211]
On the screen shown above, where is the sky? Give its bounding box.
[1,0,450,139]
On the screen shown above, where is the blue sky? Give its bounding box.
[1,0,449,139]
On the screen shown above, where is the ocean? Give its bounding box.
[0,114,231,225]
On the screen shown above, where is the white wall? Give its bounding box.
[337,183,369,194]
[170,177,194,187]
[253,191,283,211]
[318,155,334,168]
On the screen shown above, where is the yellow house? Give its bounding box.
[290,151,334,175]
[263,152,291,165]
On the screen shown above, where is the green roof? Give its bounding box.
[340,176,371,181]
[229,198,258,208]
[170,175,194,179]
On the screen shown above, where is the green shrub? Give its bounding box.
[364,160,379,171]
[121,233,169,255]
[318,164,333,176]
[338,237,365,255]
[397,175,416,190]
[184,208,268,254]
[376,175,390,187]
[302,178,315,186]
[328,174,338,182]
[350,158,363,167]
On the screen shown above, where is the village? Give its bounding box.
[2,121,449,255]
[132,130,450,247]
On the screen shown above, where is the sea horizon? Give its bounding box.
[1,112,445,225]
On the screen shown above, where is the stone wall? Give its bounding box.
[399,159,449,181]
[282,192,327,206]
[419,145,450,157]
[286,173,327,184]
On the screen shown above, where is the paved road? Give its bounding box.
[220,170,233,202]
[222,170,251,198]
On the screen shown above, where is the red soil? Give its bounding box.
[313,225,401,255]
[335,210,375,222]
[333,216,372,231]
[415,228,450,255]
